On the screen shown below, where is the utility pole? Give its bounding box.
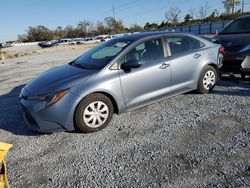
[0,44,3,60]
[242,0,245,13]
[112,5,116,20]
[232,0,235,13]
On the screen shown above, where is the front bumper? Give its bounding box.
[19,90,79,133]
[21,104,66,133]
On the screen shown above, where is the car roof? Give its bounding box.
[111,31,213,47]
[117,31,201,41]
[116,31,170,41]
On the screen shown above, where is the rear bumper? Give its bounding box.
[220,52,244,72]
[221,59,242,73]
[221,51,250,73]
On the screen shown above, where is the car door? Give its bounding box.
[165,35,204,91]
[118,37,171,109]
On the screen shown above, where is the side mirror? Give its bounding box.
[121,60,141,72]
[211,37,220,44]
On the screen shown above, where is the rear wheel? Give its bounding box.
[197,66,218,94]
[75,93,114,133]
[241,72,247,80]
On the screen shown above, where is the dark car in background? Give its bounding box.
[213,15,250,78]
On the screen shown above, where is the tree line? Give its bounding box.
[18,0,249,42]
[17,17,144,42]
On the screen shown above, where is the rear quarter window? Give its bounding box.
[167,36,191,55]
[188,37,205,50]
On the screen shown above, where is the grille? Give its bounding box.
[22,105,37,126]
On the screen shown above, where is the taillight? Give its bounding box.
[218,47,224,68]
[219,47,224,54]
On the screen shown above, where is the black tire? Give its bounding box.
[197,66,218,94]
[75,93,114,133]
[241,72,246,80]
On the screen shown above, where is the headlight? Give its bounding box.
[45,90,69,107]
[26,90,69,107]
[19,88,24,99]
[26,96,47,100]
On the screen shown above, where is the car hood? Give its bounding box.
[24,64,96,96]
[216,34,250,52]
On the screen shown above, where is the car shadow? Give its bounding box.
[0,77,249,136]
[184,76,250,96]
[0,84,42,136]
[212,76,250,97]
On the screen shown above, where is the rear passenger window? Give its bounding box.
[167,36,190,55]
[189,37,205,50]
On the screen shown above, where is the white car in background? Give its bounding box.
[70,38,84,45]
[56,38,72,46]
[101,35,115,42]
[83,37,97,44]
[94,36,104,43]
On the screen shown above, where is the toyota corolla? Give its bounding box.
[20,32,223,133]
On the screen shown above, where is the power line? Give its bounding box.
[115,0,153,13]
[91,0,146,19]
[100,0,154,20]
[242,0,245,13]
[112,4,116,19]
[119,0,189,24]
[122,0,250,27]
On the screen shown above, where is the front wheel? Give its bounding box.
[197,66,218,94]
[75,93,114,133]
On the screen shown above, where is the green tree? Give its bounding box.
[95,21,108,35]
[129,24,143,32]
[144,22,159,30]
[54,26,65,39]
[197,3,210,20]
[165,7,181,26]
[26,25,53,41]
[184,14,192,24]
[77,20,94,35]
[64,25,77,38]
[188,8,196,19]
[222,0,240,13]
[104,17,125,34]
[158,21,169,29]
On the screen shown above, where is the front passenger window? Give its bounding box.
[118,38,164,67]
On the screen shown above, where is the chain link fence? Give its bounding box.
[166,20,232,35]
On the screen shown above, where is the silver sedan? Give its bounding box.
[20,32,223,133]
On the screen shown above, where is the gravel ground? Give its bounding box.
[0,48,249,188]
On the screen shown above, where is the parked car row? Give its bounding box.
[0,42,12,48]
[38,33,136,48]
[38,37,101,48]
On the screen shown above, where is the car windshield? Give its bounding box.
[71,39,132,69]
[220,17,250,34]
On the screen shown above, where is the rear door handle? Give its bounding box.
[193,53,201,59]
[159,63,170,69]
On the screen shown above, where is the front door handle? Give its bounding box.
[193,53,201,59]
[159,63,170,69]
